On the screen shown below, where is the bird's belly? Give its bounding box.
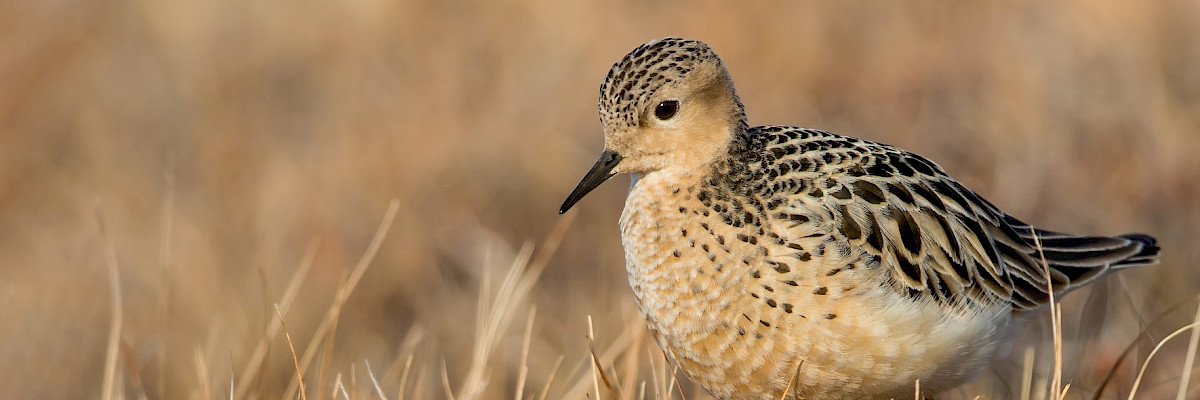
[618,178,1011,399]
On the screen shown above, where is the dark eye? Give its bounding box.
[654,100,679,120]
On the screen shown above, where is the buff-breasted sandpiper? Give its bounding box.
[559,38,1160,400]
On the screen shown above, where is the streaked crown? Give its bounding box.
[598,38,744,131]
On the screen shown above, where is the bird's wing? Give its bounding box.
[748,126,1157,312]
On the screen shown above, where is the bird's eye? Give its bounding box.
[655,101,679,120]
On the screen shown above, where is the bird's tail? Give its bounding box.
[1004,215,1160,285]
[1111,233,1161,267]
[1018,228,1159,271]
[999,215,1160,311]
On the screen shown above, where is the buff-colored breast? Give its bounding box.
[618,169,1012,400]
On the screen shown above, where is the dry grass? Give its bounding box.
[2,0,1199,399]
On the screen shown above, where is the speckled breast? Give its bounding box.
[616,169,1013,399]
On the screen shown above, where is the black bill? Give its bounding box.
[559,150,623,214]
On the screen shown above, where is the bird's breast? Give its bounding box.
[613,171,1016,399]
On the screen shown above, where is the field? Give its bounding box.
[2,0,1199,399]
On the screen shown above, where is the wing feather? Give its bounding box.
[750,126,1159,312]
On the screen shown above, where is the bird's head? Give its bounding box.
[560,38,746,214]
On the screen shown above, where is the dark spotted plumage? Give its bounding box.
[705,125,1159,311]
[561,37,1160,400]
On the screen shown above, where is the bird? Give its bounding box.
[558,38,1160,399]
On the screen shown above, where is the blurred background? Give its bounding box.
[2,0,1198,399]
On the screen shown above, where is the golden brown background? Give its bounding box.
[2,0,1198,399]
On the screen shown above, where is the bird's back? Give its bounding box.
[734,126,1158,312]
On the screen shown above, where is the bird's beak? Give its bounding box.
[559,150,623,214]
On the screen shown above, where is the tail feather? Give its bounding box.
[1029,231,1159,271]
[1113,233,1160,267]
[999,215,1160,312]
[1004,215,1160,269]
